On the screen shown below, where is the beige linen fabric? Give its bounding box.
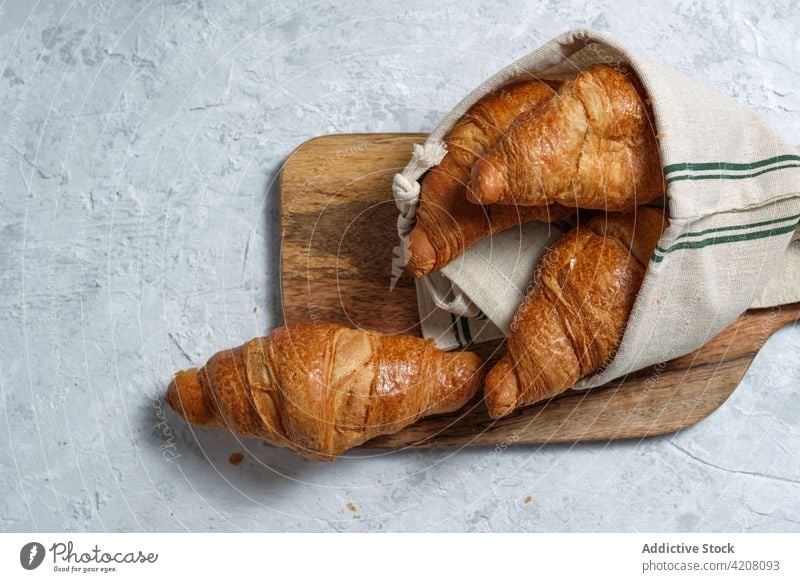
[393,29,800,388]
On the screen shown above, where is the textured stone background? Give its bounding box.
[1,0,799,532]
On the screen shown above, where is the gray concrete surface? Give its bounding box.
[1,0,798,532]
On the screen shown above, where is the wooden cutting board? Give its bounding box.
[279,133,799,450]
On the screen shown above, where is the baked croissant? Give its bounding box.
[165,322,483,460]
[484,207,666,418]
[407,79,573,277]
[468,65,662,211]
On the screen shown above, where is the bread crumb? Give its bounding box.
[228,452,245,465]
[524,496,532,504]
[346,502,357,512]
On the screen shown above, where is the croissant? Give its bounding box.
[484,207,666,418]
[165,322,483,460]
[407,79,573,277]
[468,65,662,212]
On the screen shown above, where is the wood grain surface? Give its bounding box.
[280,133,800,450]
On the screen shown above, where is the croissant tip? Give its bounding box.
[468,159,505,205]
[166,368,212,425]
[406,228,437,278]
[483,359,520,418]
[485,397,516,419]
[406,258,433,278]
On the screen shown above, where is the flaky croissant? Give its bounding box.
[484,207,666,418]
[468,65,662,212]
[407,79,573,277]
[166,322,483,460]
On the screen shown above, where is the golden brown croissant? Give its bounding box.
[484,207,666,418]
[165,322,483,460]
[468,65,662,212]
[407,79,573,277]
